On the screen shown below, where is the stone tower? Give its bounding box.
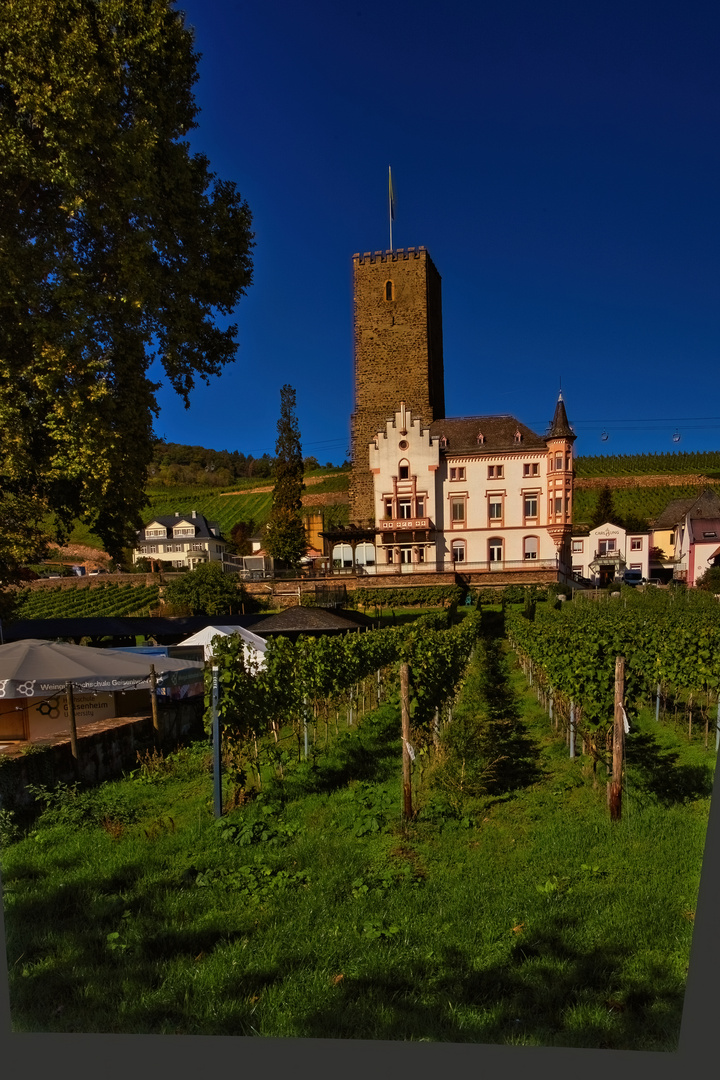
[349,246,445,524]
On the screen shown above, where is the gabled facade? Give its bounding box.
[570,522,651,585]
[653,489,720,586]
[133,511,227,570]
[359,396,575,575]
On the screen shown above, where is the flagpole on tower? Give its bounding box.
[388,166,395,251]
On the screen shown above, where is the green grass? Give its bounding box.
[1,636,713,1045]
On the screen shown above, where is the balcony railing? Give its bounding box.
[378,517,433,531]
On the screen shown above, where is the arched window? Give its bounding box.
[332,543,353,568]
[355,542,376,566]
[489,538,503,564]
[451,540,466,563]
[439,436,447,449]
[385,280,394,301]
[523,536,539,561]
[398,458,410,480]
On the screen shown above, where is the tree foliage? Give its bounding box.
[0,0,254,573]
[590,485,620,529]
[264,385,306,569]
[162,561,244,616]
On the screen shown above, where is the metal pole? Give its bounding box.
[569,700,575,759]
[303,695,308,760]
[655,682,661,723]
[400,662,412,821]
[65,681,79,769]
[716,698,720,753]
[212,665,222,818]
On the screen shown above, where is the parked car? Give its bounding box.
[621,569,644,587]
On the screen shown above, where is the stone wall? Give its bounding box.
[349,247,445,525]
[0,699,205,812]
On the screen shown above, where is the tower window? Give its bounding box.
[398,460,410,479]
[385,280,394,301]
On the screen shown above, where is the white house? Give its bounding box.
[570,522,651,585]
[133,511,228,570]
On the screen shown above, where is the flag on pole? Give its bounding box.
[388,166,396,221]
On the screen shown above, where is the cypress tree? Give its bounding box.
[264,385,307,570]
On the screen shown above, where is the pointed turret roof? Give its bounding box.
[546,390,575,441]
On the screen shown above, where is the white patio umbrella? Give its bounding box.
[0,639,203,699]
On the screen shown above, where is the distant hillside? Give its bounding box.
[574,450,720,478]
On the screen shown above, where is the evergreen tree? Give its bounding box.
[591,484,619,528]
[264,385,307,569]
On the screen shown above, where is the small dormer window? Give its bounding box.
[440,436,447,448]
[477,432,484,445]
[385,280,394,301]
[514,429,522,444]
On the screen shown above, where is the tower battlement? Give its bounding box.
[353,246,427,264]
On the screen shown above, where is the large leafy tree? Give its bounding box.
[162,561,244,617]
[264,385,307,570]
[0,0,254,575]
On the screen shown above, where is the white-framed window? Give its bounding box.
[554,497,563,514]
[145,545,158,554]
[332,543,353,567]
[487,464,504,478]
[452,540,466,563]
[523,536,539,560]
[488,497,503,522]
[630,563,642,571]
[451,497,465,523]
[145,527,167,539]
[598,539,616,555]
[523,463,539,477]
[174,527,195,537]
[449,466,466,481]
[630,537,643,551]
[555,454,563,470]
[398,499,412,519]
[356,542,375,566]
[489,538,503,563]
[572,539,584,553]
[164,544,183,553]
[524,494,538,519]
[400,546,412,564]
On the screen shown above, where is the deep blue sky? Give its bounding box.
[151,0,720,464]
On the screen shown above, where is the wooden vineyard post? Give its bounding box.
[400,662,413,822]
[608,656,625,822]
[149,664,160,740]
[65,682,79,774]
[211,665,222,818]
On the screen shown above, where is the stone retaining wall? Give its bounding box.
[0,699,205,812]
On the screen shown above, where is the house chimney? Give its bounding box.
[175,512,180,517]
[191,509,197,518]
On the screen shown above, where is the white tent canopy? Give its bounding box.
[178,624,267,667]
